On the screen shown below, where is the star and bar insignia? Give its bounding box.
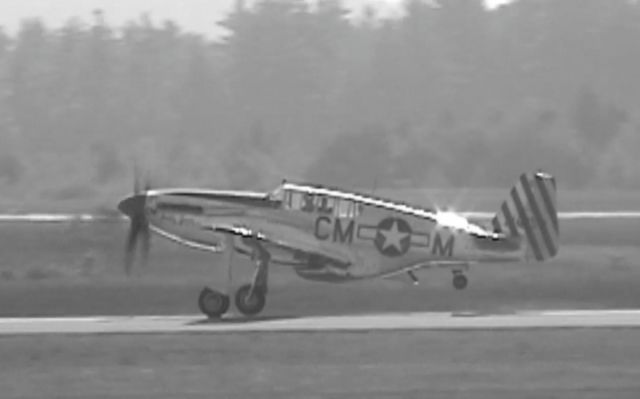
[358,216,430,257]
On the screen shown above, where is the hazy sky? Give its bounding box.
[1,0,511,38]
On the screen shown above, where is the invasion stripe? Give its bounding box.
[492,217,502,233]
[533,177,559,242]
[501,201,519,237]
[520,174,555,258]
[521,176,555,258]
[505,199,522,236]
[511,185,543,261]
[536,176,559,234]
[528,181,558,257]
[515,181,548,260]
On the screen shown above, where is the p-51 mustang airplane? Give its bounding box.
[118,170,559,318]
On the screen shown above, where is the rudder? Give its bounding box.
[491,171,559,261]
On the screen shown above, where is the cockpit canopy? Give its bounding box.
[272,182,361,218]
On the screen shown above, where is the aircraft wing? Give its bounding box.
[380,260,471,282]
[211,223,352,266]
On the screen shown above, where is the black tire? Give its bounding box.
[453,274,468,290]
[198,287,230,318]
[234,284,266,316]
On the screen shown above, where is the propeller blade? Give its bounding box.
[121,162,154,275]
[140,222,151,268]
[119,192,150,275]
[133,164,141,194]
[124,220,139,275]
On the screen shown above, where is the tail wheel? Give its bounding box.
[453,273,468,290]
[234,284,266,316]
[198,287,230,318]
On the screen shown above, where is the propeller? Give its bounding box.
[118,165,152,276]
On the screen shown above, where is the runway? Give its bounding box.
[1,309,640,335]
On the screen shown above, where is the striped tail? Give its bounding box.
[491,171,559,262]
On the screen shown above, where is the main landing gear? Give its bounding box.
[198,287,230,318]
[234,241,269,316]
[198,235,271,319]
[452,271,468,290]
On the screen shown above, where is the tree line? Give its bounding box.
[1,0,639,207]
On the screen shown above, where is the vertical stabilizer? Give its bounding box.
[491,171,559,261]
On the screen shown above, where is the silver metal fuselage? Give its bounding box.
[129,187,526,283]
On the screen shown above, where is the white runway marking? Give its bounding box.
[463,211,640,219]
[0,214,122,223]
[1,310,640,335]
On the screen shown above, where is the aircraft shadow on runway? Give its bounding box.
[185,308,521,326]
[187,314,301,325]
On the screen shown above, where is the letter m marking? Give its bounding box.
[432,234,454,257]
[333,219,354,244]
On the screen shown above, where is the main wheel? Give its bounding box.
[452,273,468,290]
[234,284,266,316]
[198,287,230,318]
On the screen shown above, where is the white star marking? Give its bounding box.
[380,220,410,252]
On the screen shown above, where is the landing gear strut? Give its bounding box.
[452,272,468,290]
[235,238,270,316]
[199,235,235,319]
[196,235,271,318]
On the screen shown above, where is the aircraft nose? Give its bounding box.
[118,194,147,219]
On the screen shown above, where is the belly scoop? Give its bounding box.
[232,238,357,282]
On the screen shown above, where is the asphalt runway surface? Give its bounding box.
[2,309,640,335]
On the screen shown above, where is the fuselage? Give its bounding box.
[118,182,527,283]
